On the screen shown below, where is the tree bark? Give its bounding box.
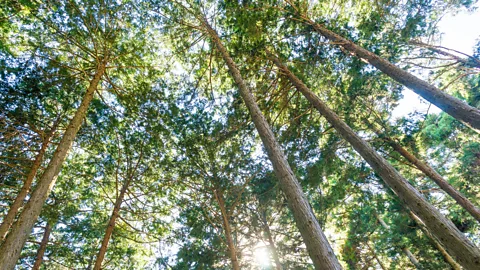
[261,211,283,270]
[292,11,480,131]
[0,62,106,270]
[93,171,132,270]
[409,211,462,270]
[32,223,51,270]
[0,125,56,242]
[202,20,342,270]
[271,56,480,269]
[385,136,480,223]
[214,189,240,270]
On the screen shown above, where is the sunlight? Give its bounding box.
[253,244,271,267]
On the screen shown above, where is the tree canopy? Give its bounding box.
[0,0,479,269]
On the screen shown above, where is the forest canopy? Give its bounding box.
[0,0,479,269]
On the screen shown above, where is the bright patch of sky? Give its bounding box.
[392,4,480,119]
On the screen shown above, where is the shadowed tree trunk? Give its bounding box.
[32,223,51,270]
[0,123,57,242]
[0,62,106,270]
[261,211,283,270]
[93,175,130,270]
[271,56,480,269]
[214,189,240,270]
[288,6,480,131]
[202,19,342,269]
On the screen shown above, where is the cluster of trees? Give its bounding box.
[1,0,479,269]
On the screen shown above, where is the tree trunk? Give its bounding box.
[293,12,480,131]
[385,136,480,223]
[203,20,342,270]
[261,211,283,270]
[402,247,422,269]
[32,223,51,270]
[374,212,389,230]
[0,62,106,270]
[271,57,480,269]
[0,125,56,242]
[366,242,387,270]
[93,174,131,270]
[374,212,421,269]
[214,189,240,270]
[409,211,462,270]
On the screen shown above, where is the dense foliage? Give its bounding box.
[0,0,479,269]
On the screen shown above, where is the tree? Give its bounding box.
[93,134,146,269]
[368,120,480,223]
[282,0,480,131]
[31,222,51,270]
[201,17,342,269]
[0,60,106,269]
[0,0,154,267]
[270,55,480,269]
[1,0,479,268]
[0,61,69,242]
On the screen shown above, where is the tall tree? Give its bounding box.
[31,222,51,270]
[200,18,342,269]
[0,117,59,241]
[0,60,106,269]
[368,120,480,223]
[270,55,480,269]
[93,133,148,269]
[282,1,480,131]
[0,0,153,267]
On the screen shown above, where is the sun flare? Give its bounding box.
[253,245,271,267]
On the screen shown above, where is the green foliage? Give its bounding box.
[1,0,479,269]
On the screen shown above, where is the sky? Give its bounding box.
[391,4,480,119]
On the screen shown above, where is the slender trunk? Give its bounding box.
[203,20,342,269]
[374,212,389,230]
[261,211,282,270]
[374,212,421,269]
[385,137,480,223]
[93,176,131,270]
[409,212,462,270]
[0,126,56,242]
[94,146,143,270]
[366,242,386,270]
[32,223,51,270]
[294,12,480,131]
[367,120,480,222]
[0,62,106,270]
[402,247,422,269]
[271,57,480,269]
[214,189,240,270]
